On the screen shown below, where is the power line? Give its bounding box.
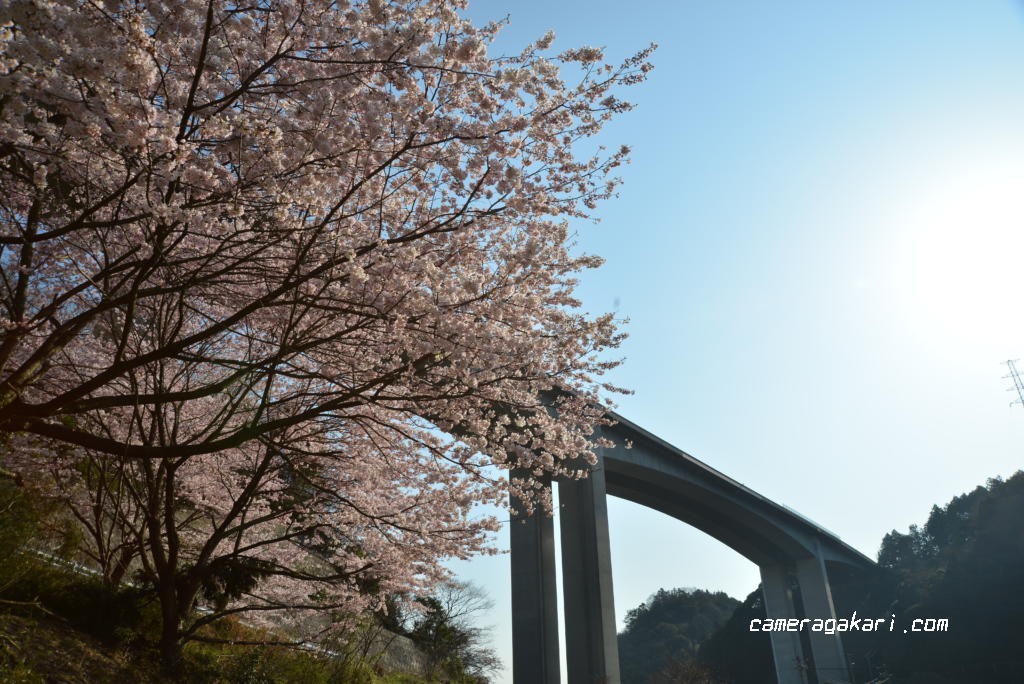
[1002,360,1024,408]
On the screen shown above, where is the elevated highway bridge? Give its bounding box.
[510,411,874,684]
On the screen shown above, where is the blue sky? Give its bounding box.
[450,3,1024,681]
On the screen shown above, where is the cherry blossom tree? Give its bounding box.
[0,0,652,670]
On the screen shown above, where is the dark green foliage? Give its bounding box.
[0,478,158,650]
[860,471,1024,682]
[0,484,422,683]
[406,581,500,683]
[1,555,158,649]
[697,588,774,684]
[0,478,48,595]
[197,557,276,612]
[0,569,403,683]
[701,471,1024,684]
[617,588,738,684]
[0,608,385,684]
[409,596,474,681]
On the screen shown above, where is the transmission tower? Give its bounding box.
[1003,360,1024,408]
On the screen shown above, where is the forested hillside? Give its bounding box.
[617,588,737,683]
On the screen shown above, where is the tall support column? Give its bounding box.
[558,443,620,684]
[760,564,809,684]
[795,554,850,684]
[510,473,560,684]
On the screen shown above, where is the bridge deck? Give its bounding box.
[600,411,874,568]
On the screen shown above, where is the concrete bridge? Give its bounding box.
[510,411,874,684]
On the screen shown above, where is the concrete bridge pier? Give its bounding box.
[558,440,620,684]
[510,472,560,684]
[795,553,850,684]
[761,555,851,684]
[760,564,809,684]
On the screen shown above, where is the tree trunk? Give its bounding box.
[158,587,184,676]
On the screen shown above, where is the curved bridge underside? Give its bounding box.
[603,413,872,569]
[510,411,874,684]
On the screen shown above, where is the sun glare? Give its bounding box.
[887,162,1024,358]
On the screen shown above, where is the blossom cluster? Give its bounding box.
[0,0,652,646]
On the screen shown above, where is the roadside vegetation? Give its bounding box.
[0,477,497,683]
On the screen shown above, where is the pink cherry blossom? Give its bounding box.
[0,0,652,669]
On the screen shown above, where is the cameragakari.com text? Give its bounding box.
[750,613,949,635]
